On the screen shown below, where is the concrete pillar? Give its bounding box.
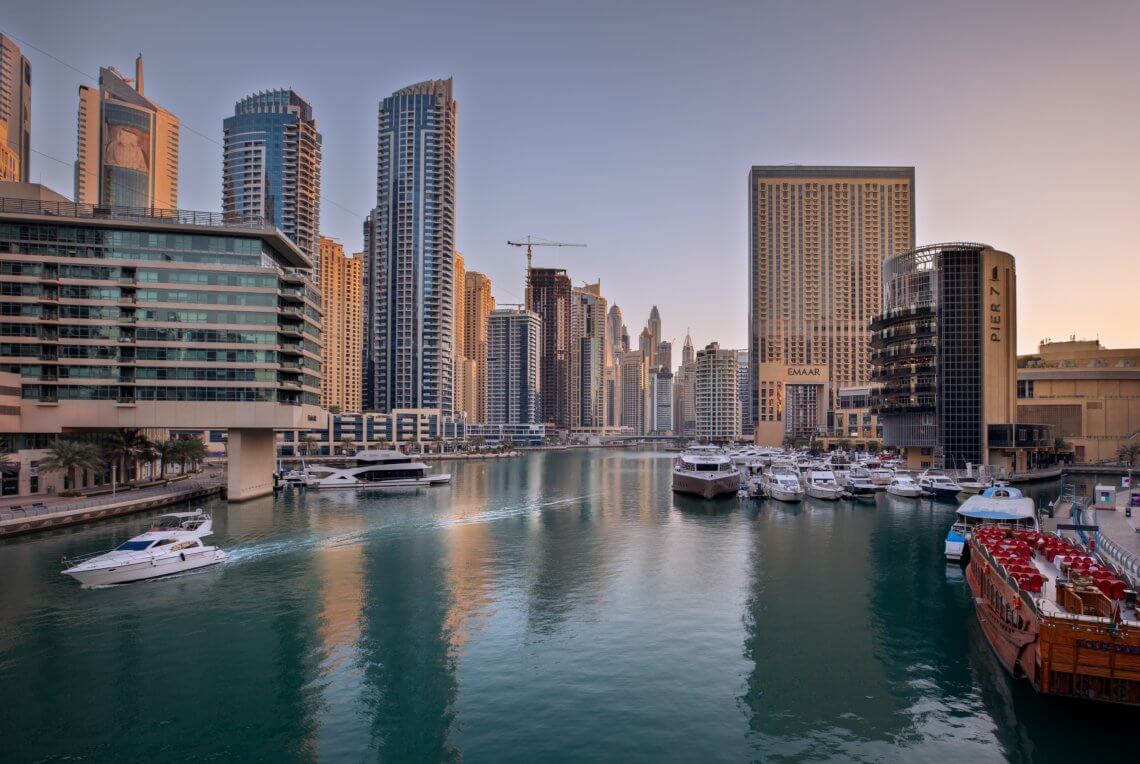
[227,428,277,501]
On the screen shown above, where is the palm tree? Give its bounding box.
[1118,443,1139,467]
[102,428,148,484]
[136,439,158,481]
[339,434,356,456]
[154,439,179,479]
[172,438,207,474]
[300,434,322,458]
[40,440,103,493]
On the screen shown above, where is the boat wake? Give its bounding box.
[225,494,593,563]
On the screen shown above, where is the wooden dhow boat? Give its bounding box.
[966,527,1140,705]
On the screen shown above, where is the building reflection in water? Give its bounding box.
[740,500,902,759]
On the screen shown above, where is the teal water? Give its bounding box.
[0,450,1133,762]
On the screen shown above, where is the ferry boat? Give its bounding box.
[967,527,1140,705]
[672,447,741,499]
[919,470,962,498]
[301,450,451,489]
[945,486,1036,562]
[804,470,843,501]
[62,510,226,587]
[764,469,805,502]
[886,474,923,498]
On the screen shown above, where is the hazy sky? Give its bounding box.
[6,0,1139,354]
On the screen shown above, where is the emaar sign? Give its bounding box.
[787,366,825,379]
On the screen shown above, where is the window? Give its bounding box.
[114,540,154,551]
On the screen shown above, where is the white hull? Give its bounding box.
[806,484,843,501]
[305,474,451,489]
[887,485,923,498]
[768,486,803,502]
[64,548,227,588]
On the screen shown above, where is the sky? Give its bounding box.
[5,0,1140,355]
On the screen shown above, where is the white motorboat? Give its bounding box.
[868,467,894,488]
[765,469,804,502]
[886,474,923,498]
[919,470,962,498]
[845,468,877,498]
[804,470,844,501]
[302,450,451,488]
[672,446,742,499]
[944,485,1037,562]
[62,510,226,588]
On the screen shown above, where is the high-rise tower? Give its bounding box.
[527,267,572,429]
[223,89,322,273]
[748,165,915,445]
[318,237,363,412]
[0,34,32,182]
[464,271,494,422]
[364,79,457,414]
[76,57,179,209]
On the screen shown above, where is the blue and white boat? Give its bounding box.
[943,485,1037,562]
[919,470,962,498]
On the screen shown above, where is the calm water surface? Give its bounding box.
[0,450,1133,762]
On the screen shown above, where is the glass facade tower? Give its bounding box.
[223,89,321,276]
[364,79,456,414]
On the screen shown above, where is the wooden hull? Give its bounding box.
[967,545,1140,705]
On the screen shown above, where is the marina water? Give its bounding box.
[0,449,1132,761]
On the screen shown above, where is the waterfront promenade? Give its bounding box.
[0,472,225,539]
[1042,486,1140,586]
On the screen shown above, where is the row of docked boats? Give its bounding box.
[942,483,1140,706]
[671,444,979,503]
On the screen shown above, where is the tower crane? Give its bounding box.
[507,236,587,304]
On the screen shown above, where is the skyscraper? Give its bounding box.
[696,342,740,442]
[364,79,457,415]
[318,237,363,412]
[681,330,695,368]
[487,306,541,425]
[570,282,608,432]
[0,34,31,182]
[76,57,179,209]
[620,351,648,435]
[647,305,662,350]
[453,251,467,417]
[638,327,654,366]
[528,267,572,430]
[223,89,322,273]
[464,271,494,422]
[737,350,753,437]
[649,366,674,435]
[748,165,915,444]
[607,304,624,356]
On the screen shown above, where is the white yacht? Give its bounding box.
[886,474,923,498]
[804,470,844,501]
[62,510,226,588]
[845,467,877,498]
[764,469,805,502]
[944,485,1037,562]
[673,446,742,499]
[301,450,451,489]
[868,467,894,488]
[919,470,962,498]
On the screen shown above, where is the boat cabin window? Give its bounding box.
[115,540,154,551]
[153,538,178,547]
[695,462,721,472]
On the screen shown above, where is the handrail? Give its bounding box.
[0,196,272,230]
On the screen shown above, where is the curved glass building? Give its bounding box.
[871,243,1034,471]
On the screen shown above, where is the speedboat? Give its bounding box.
[956,470,993,495]
[672,446,741,499]
[62,510,226,587]
[886,474,923,498]
[919,471,962,498]
[845,469,877,497]
[944,485,1037,562]
[804,470,843,501]
[765,469,804,502]
[302,450,451,488]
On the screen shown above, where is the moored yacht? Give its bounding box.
[672,446,742,499]
[302,450,451,488]
[886,474,923,498]
[804,470,843,501]
[764,468,805,502]
[919,470,962,498]
[62,510,226,587]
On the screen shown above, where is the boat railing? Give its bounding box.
[1093,531,1140,590]
[59,548,115,568]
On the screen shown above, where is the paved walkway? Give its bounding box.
[0,473,226,538]
[1045,489,1140,587]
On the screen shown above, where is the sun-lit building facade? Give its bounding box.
[76,57,179,210]
[318,237,362,412]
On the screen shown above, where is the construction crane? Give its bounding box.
[507,235,587,304]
